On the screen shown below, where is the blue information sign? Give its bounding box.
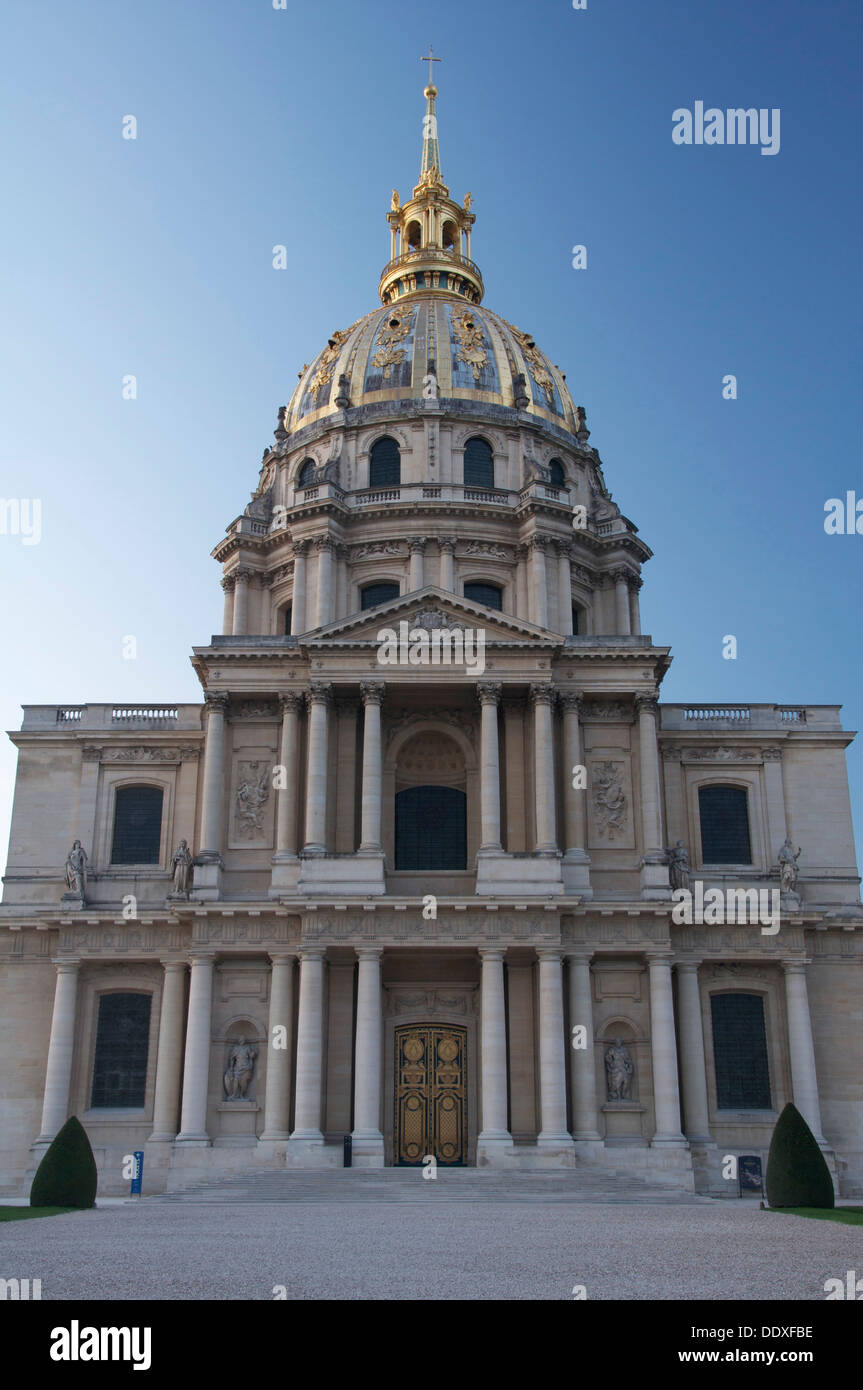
[130,1150,144,1196]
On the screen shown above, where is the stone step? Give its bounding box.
[152,1168,712,1204]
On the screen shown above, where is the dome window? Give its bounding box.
[297,459,316,489]
[549,458,566,488]
[361,582,400,611]
[463,436,494,490]
[369,436,401,488]
[464,582,502,611]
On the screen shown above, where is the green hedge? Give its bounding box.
[765,1102,834,1209]
[30,1116,97,1209]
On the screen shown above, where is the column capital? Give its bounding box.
[307,681,334,708]
[563,947,594,963]
[355,946,384,961]
[610,566,633,586]
[187,950,217,964]
[292,537,311,557]
[528,534,552,553]
[297,946,327,962]
[477,946,506,962]
[51,957,81,971]
[204,691,230,714]
[360,681,386,707]
[233,565,255,583]
[646,951,674,968]
[535,946,564,961]
[634,692,659,718]
[220,574,236,593]
[159,959,188,973]
[553,536,573,558]
[781,958,811,974]
[437,535,457,554]
[407,536,428,553]
[278,691,305,716]
[477,680,502,707]
[674,959,703,975]
[268,949,297,965]
[529,682,556,707]
[558,690,585,715]
[762,745,783,761]
[313,534,334,553]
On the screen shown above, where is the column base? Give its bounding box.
[475,850,563,897]
[192,856,223,901]
[562,849,593,897]
[146,1132,178,1144]
[174,1134,211,1147]
[476,1134,514,1166]
[533,1134,577,1167]
[286,1134,341,1168]
[572,1137,604,1161]
[269,853,300,897]
[297,852,385,895]
[650,1134,688,1148]
[350,1131,385,1166]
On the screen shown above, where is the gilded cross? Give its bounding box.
[421,47,442,86]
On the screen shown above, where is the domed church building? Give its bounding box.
[2,73,862,1198]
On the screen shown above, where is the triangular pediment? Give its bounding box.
[303,587,562,648]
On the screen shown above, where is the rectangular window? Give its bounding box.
[111,786,164,864]
[91,993,151,1108]
[711,993,771,1109]
[699,785,752,863]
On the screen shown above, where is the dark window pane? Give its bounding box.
[464,582,502,611]
[361,582,399,611]
[699,785,752,863]
[548,458,566,488]
[464,437,494,489]
[711,993,771,1109]
[369,436,401,487]
[91,993,151,1108]
[111,786,163,864]
[283,604,292,634]
[298,459,315,487]
[571,606,580,635]
[395,785,466,869]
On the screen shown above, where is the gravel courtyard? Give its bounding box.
[3,1171,861,1300]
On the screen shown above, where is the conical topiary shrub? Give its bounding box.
[30,1116,97,1209]
[765,1102,834,1209]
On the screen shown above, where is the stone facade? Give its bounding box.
[2,79,862,1199]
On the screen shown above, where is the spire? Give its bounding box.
[420,47,442,178]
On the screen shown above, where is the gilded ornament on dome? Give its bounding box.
[308,329,349,397]
[511,325,557,404]
[372,311,413,379]
[451,311,487,382]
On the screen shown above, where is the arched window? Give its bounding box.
[395,785,467,869]
[297,459,316,488]
[283,604,292,635]
[548,458,566,488]
[463,437,494,489]
[361,582,399,610]
[90,993,152,1108]
[464,582,503,611]
[711,993,771,1109]
[369,436,401,488]
[698,786,752,864]
[111,786,163,865]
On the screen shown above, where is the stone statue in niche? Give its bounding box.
[170,839,193,898]
[234,764,270,838]
[666,840,691,892]
[592,762,627,840]
[778,838,802,894]
[223,1036,257,1100]
[63,840,88,899]
[604,1038,634,1101]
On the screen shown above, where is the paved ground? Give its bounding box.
[3,1171,860,1300]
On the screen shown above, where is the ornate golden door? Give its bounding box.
[394,1024,467,1165]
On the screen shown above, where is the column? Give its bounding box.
[762,747,789,862]
[408,536,427,590]
[274,693,302,858]
[232,566,252,635]
[477,949,512,1158]
[302,683,332,854]
[515,544,528,619]
[314,536,334,628]
[148,961,188,1142]
[566,952,601,1140]
[438,536,455,591]
[290,539,309,635]
[648,955,686,1145]
[176,954,215,1144]
[335,542,347,620]
[556,540,573,636]
[559,692,591,893]
[261,953,295,1142]
[629,576,642,636]
[477,682,503,853]
[220,575,235,635]
[537,950,573,1149]
[197,692,229,859]
[675,962,712,1144]
[782,961,826,1144]
[528,537,549,628]
[36,960,80,1142]
[530,684,558,853]
[612,569,631,636]
[358,682,385,853]
[352,947,384,1162]
[259,577,274,635]
[636,692,669,897]
[288,948,326,1156]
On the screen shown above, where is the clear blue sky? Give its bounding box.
[1,0,861,877]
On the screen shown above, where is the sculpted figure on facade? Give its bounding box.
[666,840,691,892]
[63,840,88,899]
[592,761,627,840]
[235,765,270,838]
[778,837,802,894]
[170,839,193,898]
[604,1038,634,1100]
[223,1036,257,1100]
